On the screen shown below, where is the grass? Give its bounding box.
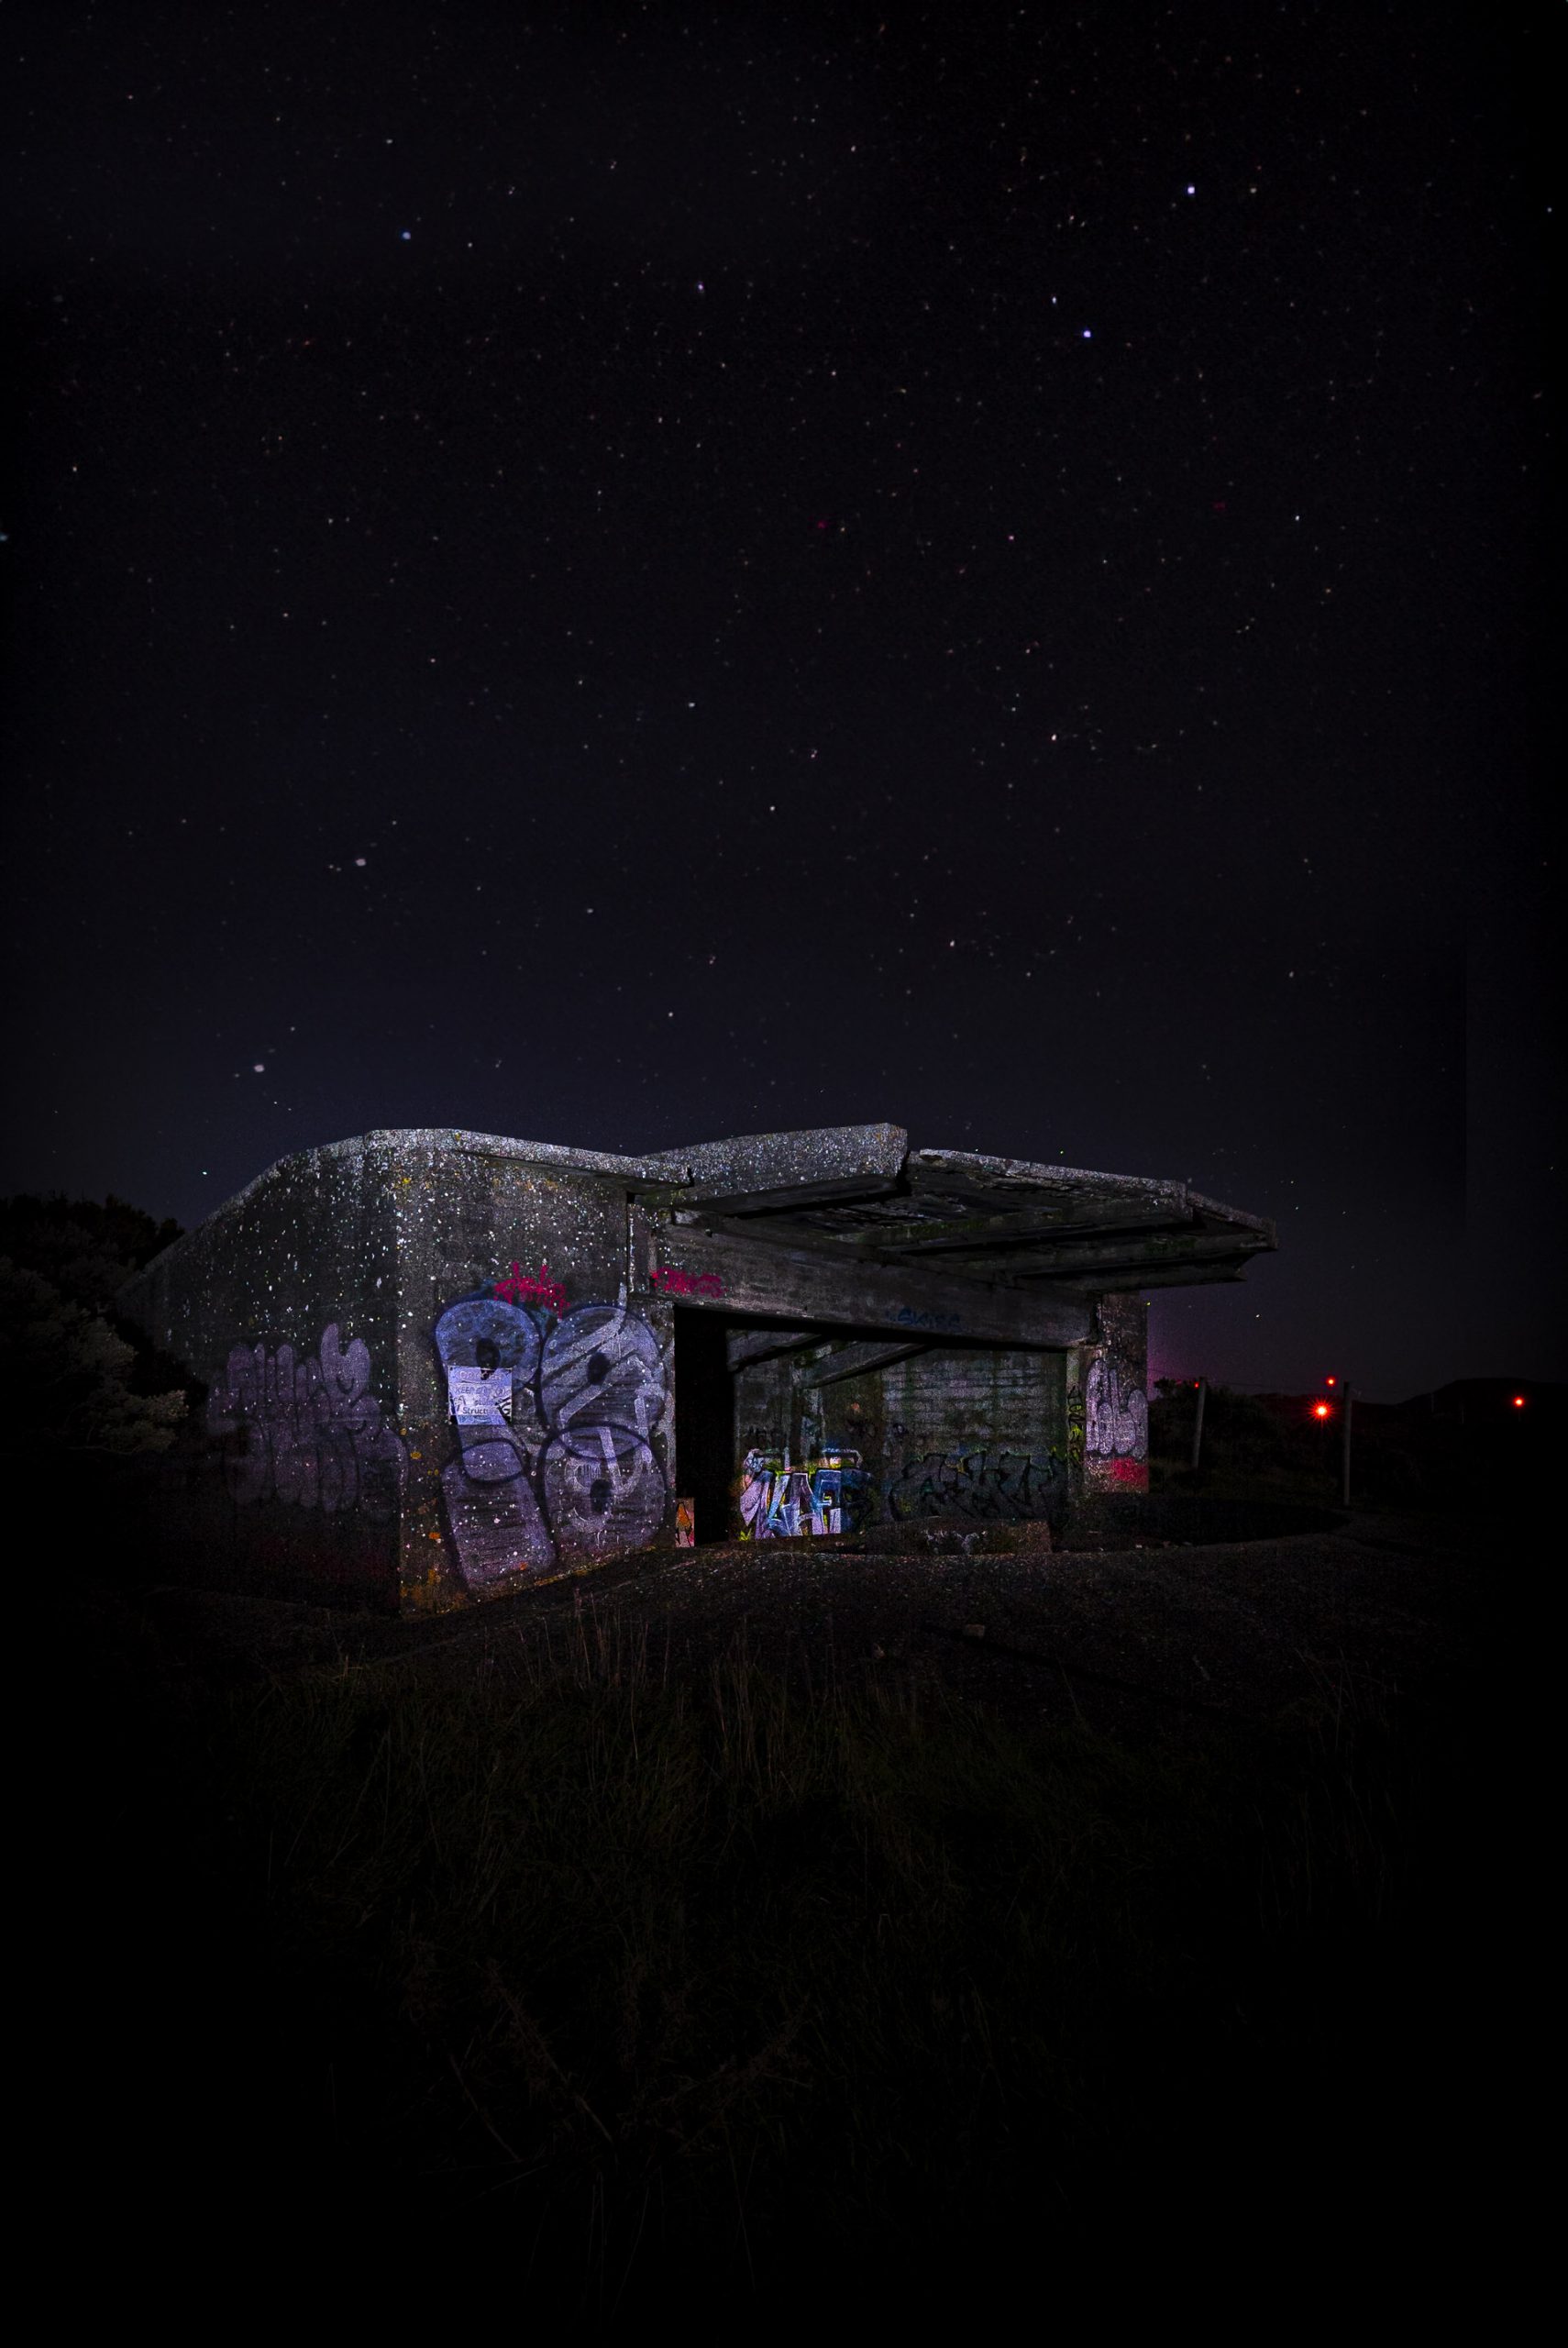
[118,1576,1466,2311]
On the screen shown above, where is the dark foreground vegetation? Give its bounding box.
[54,1514,1495,2316]
[10,1197,1506,2309]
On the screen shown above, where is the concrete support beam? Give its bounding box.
[725,1328,825,1371]
[965,1230,1272,1280]
[825,1201,1195,1256]
[653,1224,1091,1348]
[1068,1263,1252,1292]
[794,1340,930,1390]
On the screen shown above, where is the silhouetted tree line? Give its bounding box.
[1148,1376,1526,1507]
[0,1194,192,1469]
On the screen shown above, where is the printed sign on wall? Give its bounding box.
[447,1363,514,1424]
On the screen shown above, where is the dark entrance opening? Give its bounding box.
[672,1308,735,1544]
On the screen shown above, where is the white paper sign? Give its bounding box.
[448,1366,513,1425]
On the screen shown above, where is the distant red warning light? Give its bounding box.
[1313,1402,1331,1420]
[1513,1394,1527,1408]
[1324,1376,1338,1388]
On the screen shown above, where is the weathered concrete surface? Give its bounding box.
[652,1223,1092,1347]
[117,1123,1264,1613]
[642,1122,908,1210]
[386,1140,673,1613]
[118,1137,403,1607]
[118,1130,679,1614]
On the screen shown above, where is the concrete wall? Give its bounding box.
[733,1342,1070,1538]
[389,1143,674,1612]
[118,1132,680,1614]
[117,1137,403,1605]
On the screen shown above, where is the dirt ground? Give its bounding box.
[49,1500,1507,2319]
[134,1505,1488,1744]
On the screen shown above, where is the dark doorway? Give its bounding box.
[672,1309,735,1544]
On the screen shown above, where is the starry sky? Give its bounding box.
[1,3,1557,1400]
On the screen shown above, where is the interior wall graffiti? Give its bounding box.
[207,1323,407,1520]
[434,1286,668,1589]
[885,1445,1065,1523]
[738,1445,871,1538]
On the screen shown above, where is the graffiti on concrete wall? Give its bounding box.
[434,1286,668,1590]
[1085,1357,1148,1463]
[651,1266,725,1298]
[738,1445,871,1538]
[207,1324,407,1522]
[885,1445,1065,1523]
[493,1260,568,1313]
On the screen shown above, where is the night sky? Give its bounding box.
[2,4,1556,1400]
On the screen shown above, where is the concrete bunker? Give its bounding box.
[117,1123,1275,1614]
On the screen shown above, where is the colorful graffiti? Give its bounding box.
[493,1260,568,1313]
[738,1445,871,1538]
[207,1324,407,1521]
[434,1287,668,1590]
[1085,1357,1148,1462]
[651,1266,725,1298]
[885,1445,1064,1523]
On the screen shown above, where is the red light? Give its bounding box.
[1513,1395,1527,1408]
[1324,1376,1338,1388]
[1313,1403,1331,1420]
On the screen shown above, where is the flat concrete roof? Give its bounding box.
[182,1123,1275,1297]
[635,1125,1275,1294]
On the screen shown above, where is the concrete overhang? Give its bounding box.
[636,1126,1275,1293]
[138,1124,1275,1307]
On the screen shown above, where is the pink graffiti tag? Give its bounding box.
[651,1267,725,1298]
[493,1260,568,1314]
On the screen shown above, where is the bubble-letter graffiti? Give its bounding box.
[432,1294,554,1588]
[206,1324,406,1521]
[434,1287,668,1591]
